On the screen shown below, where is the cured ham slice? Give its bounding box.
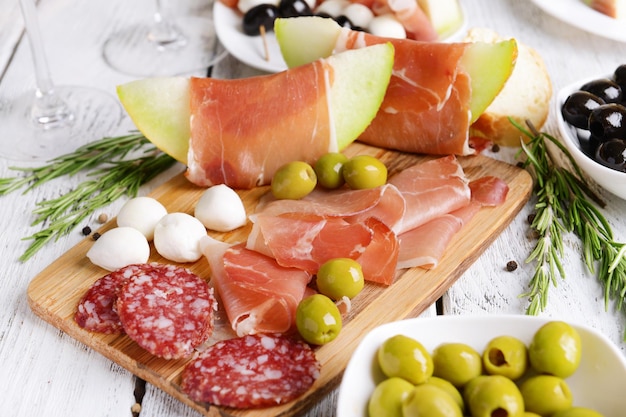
[397,202,481,269]
[397,175,509,269]
[355,217,400,285]
[186,63,333,189]
[247,213,399,285]
[201,237,311,336]
[256,183,406,233]
[334,29,473,155]
[389,155,471,234]
[246,213,373,272]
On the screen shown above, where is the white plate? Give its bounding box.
[530,0,626,42]
[214,1,468,73]
[337,315,626,417]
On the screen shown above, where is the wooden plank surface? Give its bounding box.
[26,142,532,417]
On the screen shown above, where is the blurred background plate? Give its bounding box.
[214,1,468,73]
[530,0,626,42]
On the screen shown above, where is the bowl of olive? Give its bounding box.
[556,65,626,200]
[336,315,626,417]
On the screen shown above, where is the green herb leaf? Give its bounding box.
[515,119,626,336]
[0,132,177,261]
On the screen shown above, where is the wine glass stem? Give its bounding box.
[19,0,73,128]
[149,0,187,49]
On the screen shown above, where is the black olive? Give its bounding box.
[579,132,600,158]
[615,65,626,101]
[278,0,313,18]
[580,78,623,104]
[561,91,605,129]
[595,138,626,172]
[242,4,280,36]
[588,103,626,141]
[334,15,356,29]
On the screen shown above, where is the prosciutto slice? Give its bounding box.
[186,61,334,189]
[334,29,473,155]
[201,237,311,336]
[397,176,509,269]
[389,155,471,234]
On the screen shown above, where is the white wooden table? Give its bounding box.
[1,0,625,416]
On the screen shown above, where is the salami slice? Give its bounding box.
[181,334,320,408]
[74,264,153,334]
[116,263,217,360]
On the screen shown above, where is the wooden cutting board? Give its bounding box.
[27,142,533,417]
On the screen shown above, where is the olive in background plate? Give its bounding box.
[588,103,626,141]
[278,0,313,18]
[595,138,626,172]
[561,91,605,129]
[580,78,623,104]
[614,64,626,97]
[242,4,280,35]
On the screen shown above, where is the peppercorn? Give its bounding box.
[82,226,92,236]
[506,260,518,272]
[92,232,101,241]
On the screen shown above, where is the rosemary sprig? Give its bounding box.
[515,120,626,327]
[0,133,177,261]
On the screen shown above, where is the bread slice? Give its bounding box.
[466,28,552,147]
[582,0,626,19]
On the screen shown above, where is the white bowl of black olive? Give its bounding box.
[557,64,626,199]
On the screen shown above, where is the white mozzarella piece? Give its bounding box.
[368,14,407,39]
[343,3,374,28]
[153,213,207,263]
[194,184,247,232]
[315,0,350,17]
[86,227,150,271]
[238,0,280,14]
[116,196,167,241]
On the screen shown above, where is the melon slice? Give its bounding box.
[275,16,518,123]
[117,43,394,165]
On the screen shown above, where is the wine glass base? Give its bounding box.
[103,15,227,77]
[0,86,122,162]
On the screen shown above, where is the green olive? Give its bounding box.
[463,375,525,417]
[528,321,582,378]
[367,377,414,417]
[316,258,364,300]
[271,161,317,200]
[377,334,433,384]
[314,152,348,189]
[552,407,605,417]
[432,343,482,387]
[482,335,528,380]
[520,375,573,416]
[295,294,342,345]
[342,155,388,190]
[402,384,463,417]
[423,376,464,413]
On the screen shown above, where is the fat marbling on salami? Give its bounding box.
[181,333,320,408]
[115,263,217,360]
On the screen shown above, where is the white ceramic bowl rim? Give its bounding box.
[336,314,626,417]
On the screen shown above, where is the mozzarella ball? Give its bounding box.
[343,3,374,28]
[368,14,407,39]
[153,213,207,263]
[194,184,247,232]
[315,0,349,17]
[116,196,167,241]
[237,0,279,14]
[86,227,150,271]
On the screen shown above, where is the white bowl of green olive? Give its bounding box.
[336,315,626,417]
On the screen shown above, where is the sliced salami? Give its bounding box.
[116,263,217,360]
[181,334,320,408]
[74,264,153,334]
